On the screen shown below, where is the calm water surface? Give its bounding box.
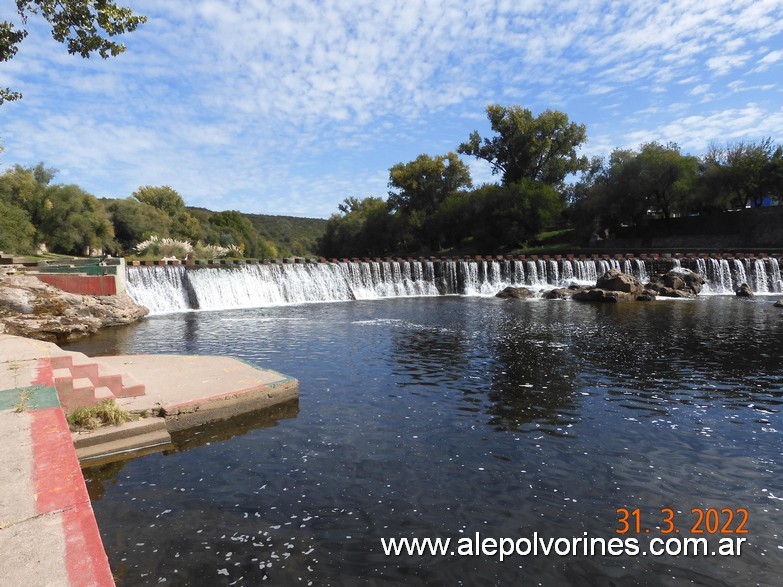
[67,297,783,586]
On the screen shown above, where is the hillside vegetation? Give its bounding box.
[0,165,326,259]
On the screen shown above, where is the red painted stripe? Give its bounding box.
[33,358,54,386]
[63,504,116,587]
[31,408,114,586]
[32,408,89,514]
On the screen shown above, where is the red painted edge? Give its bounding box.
[63,504,116,587]
[31,407,114,586]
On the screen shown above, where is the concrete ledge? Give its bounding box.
[163,378,299,432]
[72,417,173,463]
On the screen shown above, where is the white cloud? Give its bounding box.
[756,48,783,71]
[1,0,783,216]
[690,84,711,96]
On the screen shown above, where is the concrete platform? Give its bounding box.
[96,354,298,432]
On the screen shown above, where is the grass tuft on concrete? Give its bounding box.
[13,389,33,413]
[67,400,130,431]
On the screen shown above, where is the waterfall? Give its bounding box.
[126,256,783,315]
[769,258,783,293]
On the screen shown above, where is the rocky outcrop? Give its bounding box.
[571,269,657,303]
[0,274,148,342]
[572,289,639,303]
[735,283,754,298]
[495,286,535,299]
[595,269,644,294]
[646,269,704,298]
[775,300,783,308]
[543,285,586,300]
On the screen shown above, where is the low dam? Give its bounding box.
[126,253,783,314]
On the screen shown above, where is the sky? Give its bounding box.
[1,0,782,219]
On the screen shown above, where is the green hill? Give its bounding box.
[187,207,327,258]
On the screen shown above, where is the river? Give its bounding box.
[67,295,783,586]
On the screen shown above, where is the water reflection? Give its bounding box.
[85,400,299,500]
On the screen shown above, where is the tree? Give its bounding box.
[0,163,55,245]
[0,201,35,253]
[436,182,563,250]
[387,152,472,251]
[105,198,172,253]
[701,139,782,209]
[634,142,699,219]
[318,197,396,258]
[132,185,186,217]
[207,210,261,257]
[1,0,147,104]
[388,153,472,216]
[458,105,589,187]
[38,184,115,254]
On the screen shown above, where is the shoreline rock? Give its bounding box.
[0,274,148,342]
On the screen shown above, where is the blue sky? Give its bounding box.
[1,0,782,218]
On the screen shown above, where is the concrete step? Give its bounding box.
[50,355,146,410]
[69,361,99,382]
[72,377,94,393]
[94,386,114,400]
[72,417,168,448]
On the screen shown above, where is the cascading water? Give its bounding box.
[126,256,783,315]
[769,258,783,292]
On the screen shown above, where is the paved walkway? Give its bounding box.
[0,336,114,586]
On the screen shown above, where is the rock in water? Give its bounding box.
[647,269,704,297]
[495,286,534,299]
[596,268,643,294]
[774,300,783,308]
[735,283,754,298]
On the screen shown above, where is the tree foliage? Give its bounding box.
[1,0,147,104]
[0,200,35,253]
[318,197,397,258]
[387,152,472,250]
[206,210,267,257]
[40,184,115,254]
[132,185,185,217]
[458,105,589,187]
[700,139,783,209]
[106,198,172,253]
[568,143,701,240]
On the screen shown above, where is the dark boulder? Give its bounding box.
[495,286,534,299]
[543,286,588,300]
[573,289,638,303]
[774,300,783,308]
[735,283,754,298]
[648,269,703,297]
[596,269,643,294]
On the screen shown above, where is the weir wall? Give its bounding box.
[128,251,782,278]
